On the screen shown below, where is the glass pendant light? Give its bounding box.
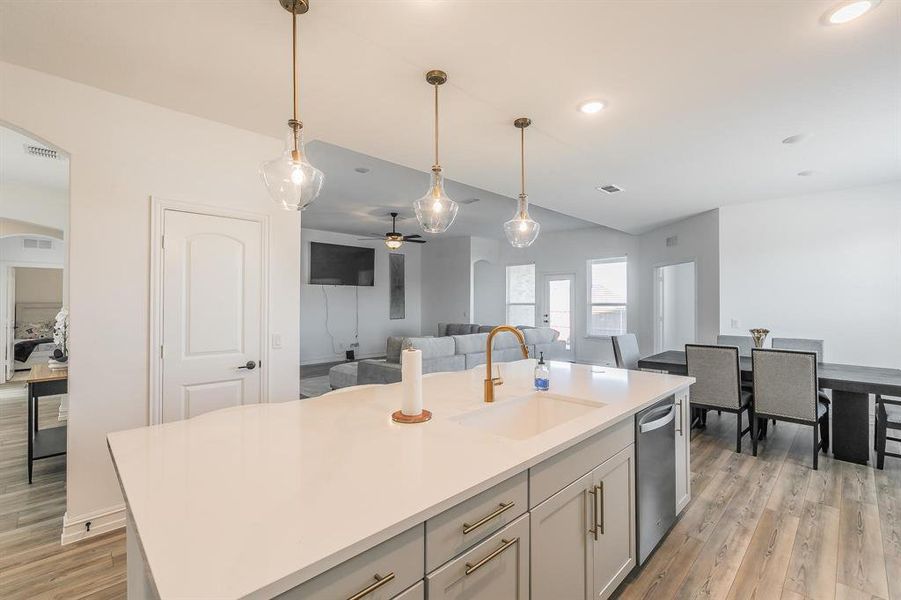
[504,118,540,248]
[260,0,324,211]
[413,70,459,233]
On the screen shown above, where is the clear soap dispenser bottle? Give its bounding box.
[534,352,550,391]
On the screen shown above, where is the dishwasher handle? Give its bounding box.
[638,404,675,434]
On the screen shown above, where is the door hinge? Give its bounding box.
[161,235,165,249]
[160,345,164,359]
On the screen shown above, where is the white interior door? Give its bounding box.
[653,262,696,353]
[161,210,263,422]
[540,273,575,360]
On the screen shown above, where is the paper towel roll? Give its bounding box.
[401,348,423,416]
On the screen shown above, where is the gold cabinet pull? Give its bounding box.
[462,501,515,535]
[464,537,519,576]
[347,572,395,600]
[588,483,604,539]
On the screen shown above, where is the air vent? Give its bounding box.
[23,144,61,160]
[23,238,53,250]
[459,198,481,205]
[666,235,678,247]
[597,184,623,194]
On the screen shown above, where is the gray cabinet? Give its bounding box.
[426,514,530,600]
[531,445,636,600]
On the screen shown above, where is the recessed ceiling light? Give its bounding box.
[596,184,623,194]
[824,0,880,24]
[782,134,808,145]
[797,170,815,177]
[579,100,606,114]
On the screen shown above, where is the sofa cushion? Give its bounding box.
[386,336,405,364]
[477,325,501,333]
[404,336,456,359]
[453,333,489,355]
[445,323,477,336]
[523,327,560,345]
[492,330,525,349]
[465,347,528,369]
[357,359,402,385]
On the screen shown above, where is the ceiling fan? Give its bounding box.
[358,212,427,250]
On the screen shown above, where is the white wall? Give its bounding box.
[14,266,63,304]
[420,236,473,335]
[719,182,901,368]
[0,62,300,537]
[636,210,719,356]
[299,228,422,364]
[472,260,505,325]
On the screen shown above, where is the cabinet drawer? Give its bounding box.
[393,580,424,600]
[277,525,424,600]
[530,417,633,508]
[425,471,527,572]
[426,514,530,600]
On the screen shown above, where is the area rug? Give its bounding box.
[300,375,332,398]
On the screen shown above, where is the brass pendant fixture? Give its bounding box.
[413,70,459,234]
[260,0,325,211]
[503,117,540,248]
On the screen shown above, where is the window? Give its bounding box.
[587,257,627,337]
[506,264,536,327]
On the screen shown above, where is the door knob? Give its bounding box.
[237,361,257,370]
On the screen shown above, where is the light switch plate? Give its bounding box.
[730,318,740,329]
[271,333,282,349]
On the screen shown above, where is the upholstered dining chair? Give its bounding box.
[612,334,641,370]
[751,348,829,469]
[716,335,754,357]
[875,395,901,470]
[686,344,753,453]
[771,337,830,405]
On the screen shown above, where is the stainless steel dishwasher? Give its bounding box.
[634,395,677,565]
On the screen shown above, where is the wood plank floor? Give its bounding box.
[617,411,901,600]
[1,380,898,599]
[0,383,125,599]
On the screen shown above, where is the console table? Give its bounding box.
[26,364,68,483]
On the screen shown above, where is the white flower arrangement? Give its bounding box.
[53,308,69,357]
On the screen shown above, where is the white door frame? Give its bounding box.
[652,259,698,354]
[539,271,576,360]
[149,197,270,425]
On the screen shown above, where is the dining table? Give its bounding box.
[637,350,901,465]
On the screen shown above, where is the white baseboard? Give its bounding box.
[61,504,126,545]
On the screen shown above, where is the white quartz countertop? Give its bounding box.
[108,360,692,599]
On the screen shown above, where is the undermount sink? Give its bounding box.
[453,392,604,440]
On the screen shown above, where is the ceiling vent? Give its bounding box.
[597,184,623,194]
[666,235,678,247]
[23,144,61,160]
[23,238,53,250]
[459,198,481,205]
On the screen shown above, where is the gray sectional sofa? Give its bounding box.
[328,324,565,389]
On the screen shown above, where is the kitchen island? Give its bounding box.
[108,360,693,599]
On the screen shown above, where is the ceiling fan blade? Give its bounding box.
[357,237,384,241]
[405,239,427,244]
[403,234,422,239]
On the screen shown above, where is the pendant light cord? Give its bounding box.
[433,83,440,168]
[291,7,300,152]
[520,126,526,197]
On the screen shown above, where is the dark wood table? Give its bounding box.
[26,364,68,483]
[637,350,901,465]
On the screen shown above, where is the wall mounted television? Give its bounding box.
[309,242,375,286]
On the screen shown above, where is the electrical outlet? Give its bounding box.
[730,318,740,329]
